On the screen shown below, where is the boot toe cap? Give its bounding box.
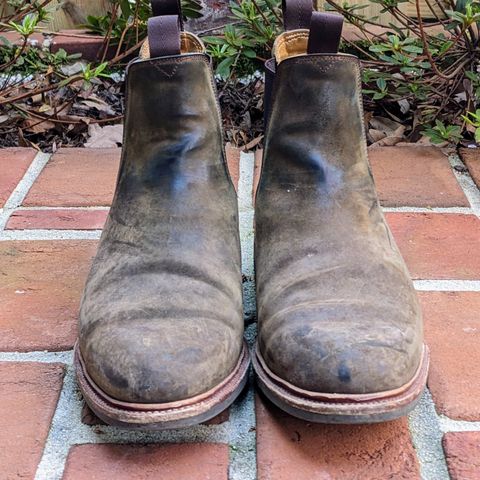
[80,318,242,404]
[259,316,423,395]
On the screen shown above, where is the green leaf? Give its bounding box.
[475,128,480,143]
[216,57,234,78]
[243,48,257,58]
[0,35,12,47]
[118,0,132,18]
[373,91,387,100]
[402,45,423,54]
[455,0,469,12]
[203,36,227,45]
[376,77,387,90]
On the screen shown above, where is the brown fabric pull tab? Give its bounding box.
[282,0,313,30]
[147,15,181,57]
[151,0,184,29]
[307,12,343,54]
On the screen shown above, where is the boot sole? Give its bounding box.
[75,341,250,430]
[252,343,429,424]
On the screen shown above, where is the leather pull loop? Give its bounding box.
[307,12,344,54]
[151,0,184,29]
[147,15,181,57]
[282,0,313,30]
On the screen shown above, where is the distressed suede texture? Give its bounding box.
[255,54,423,394]
[78,54,244,404]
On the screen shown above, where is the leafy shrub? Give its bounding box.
[2,0,480,146]
[203,0,480,145]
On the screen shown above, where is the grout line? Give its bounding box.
[15,206,110,211]
[414,280,480,291]
[439,415,480,432]
[449,153,480,217]
[0,152,50,232]
[238,151,256,324]
[382,206,473,214]
[229,152,257,480]
[409,387,480,479]
[0,230,102,241]
[228,367,257,480]
[408,389,450,480]
[0,350,73,363]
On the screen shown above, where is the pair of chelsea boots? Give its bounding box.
[75,0,429,429]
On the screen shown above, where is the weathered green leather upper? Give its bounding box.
[79,54,244,403]
[255,54,423,394]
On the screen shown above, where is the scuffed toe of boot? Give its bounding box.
[258,309,423,396]
[80,318,242,404]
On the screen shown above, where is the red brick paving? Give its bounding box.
[0,241,97,351]
[226,144,240,191]
[256,395,421,480]
[420,291,480,420]
[2,145,480,478]
[443,431,480,480]
[386,212,480,280]
[0,147,37,207]
[0,362,64,479]
[369,146,469,207]
[23,148,120,207]
[6,208,109,230]
[460,148,480,190]
[62,443,229,480]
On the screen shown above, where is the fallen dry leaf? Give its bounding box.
[369,125,405,147]
[368,129,386,143]
[242,135,263,151]
[369,116,403,136]
[85,123,123,148]
[23,117,56,134]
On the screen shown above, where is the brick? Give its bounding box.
[23,148,120,207]
[2,30,117,62]
[63,443,229,480]
[369,146,468,207]
[50,30,115,61]
[0,362,64,479]
[0,148,37,207]
[460,147,480,190]
[6,208,108,230]
[81,402,229,426]
[226,144,240,191]
[420,291,480,420]
[386,213,480,280]
[443,431,480,480]
[256,395,420,480]
[0,241,97,351]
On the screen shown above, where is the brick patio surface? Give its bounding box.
[0,145,480,479]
